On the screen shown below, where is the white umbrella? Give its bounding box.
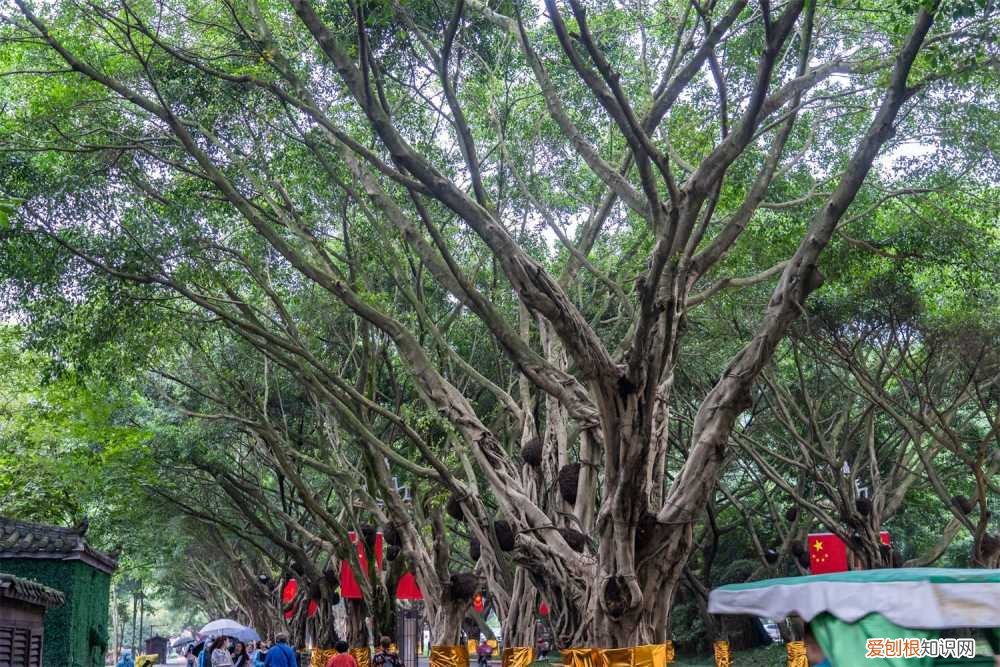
[200,619,247,637]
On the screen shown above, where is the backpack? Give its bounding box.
[373,651,400,667]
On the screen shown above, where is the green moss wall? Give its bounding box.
[1,559,111,667]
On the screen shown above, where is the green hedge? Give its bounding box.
[1,559,111,667]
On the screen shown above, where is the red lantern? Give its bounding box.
[282,578,298,620]
[281,578,298,603]
[473,593,484,613]
[538,601,549,617]
[307,599,319,618]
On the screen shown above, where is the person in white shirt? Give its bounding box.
[211,637,234,667]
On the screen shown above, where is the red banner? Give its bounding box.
[395,572,423,600]
[341,531,382,599]
[340,530,424,600]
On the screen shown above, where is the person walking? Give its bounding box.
[198,642,212,667]
[233,642,251,667]
[211,638,234,667]
[252,641,270,667]
[535,637,549,661]
[325,641,358,667]
[372,637,400,667]
[476,640,493,667]
[117,649,134,667]
[264,633,298,667]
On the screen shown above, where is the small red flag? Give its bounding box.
[473,593,484,613]
[808,533,848,574]
[538,601,549,617]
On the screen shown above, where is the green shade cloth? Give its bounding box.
[708,568,1000,629]
[810,612,936,666]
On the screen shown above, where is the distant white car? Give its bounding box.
[761,619,782,643]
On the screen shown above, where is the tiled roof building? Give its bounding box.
[0,573,65,667]
[0,516,117,667]
[0,516,118,574]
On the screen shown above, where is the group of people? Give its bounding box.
[326,637,400,667]
[182,634,402,667]
[184,633,295,667]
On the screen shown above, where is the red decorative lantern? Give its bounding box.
[282,578,298,603]
[282,578,298,620]
[473,592,484,613]
[538,601,549,617]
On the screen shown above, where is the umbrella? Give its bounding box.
[231,627,261,642]
[200,619,246,637]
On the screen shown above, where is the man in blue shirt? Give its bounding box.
[264,633,298,667]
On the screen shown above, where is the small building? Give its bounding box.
[0,516,118,667]
[0,572,65,667]
[144,635,168,664]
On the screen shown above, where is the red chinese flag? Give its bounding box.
[473,593,484,613]
[808,533,848,574]
[880,531,890,546]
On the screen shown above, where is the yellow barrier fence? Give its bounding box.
[350,647,371,667]
[786,641,808,667]
[430,645,470,667]
[310,650,337,667]
[500,647,534,667]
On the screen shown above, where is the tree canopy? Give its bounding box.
[1,0,998,652]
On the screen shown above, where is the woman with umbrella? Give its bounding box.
[210,637,234,667]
